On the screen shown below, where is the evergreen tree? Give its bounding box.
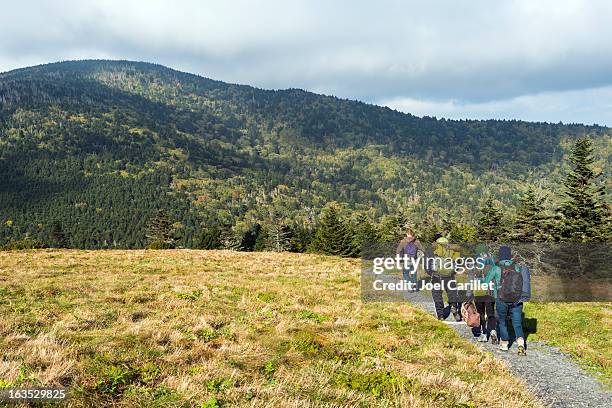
[476,198,508,242]
[240,223,262,251]
[379,213,409,242]
[512,186,552,241]
[289,223,314,253]
[449,223,477,243]
[415,207,451,242]
[146,209,175,248]
[196,225,223,249]
[268,222,292,252]
[352,213,380,255]
[50,221,68,248]
[220,225,242,250]
[557,138,610,241]
[309,205,357,257]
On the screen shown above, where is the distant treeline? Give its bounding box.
[3,139,609,252]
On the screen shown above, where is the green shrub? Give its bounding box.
[295,310,329,323]
[2,238,46,250]
[292,331,324,356]
[94,362,161,395]
[199,397,221,408]
[95,365,138,395]
[256,292,276,303]
[147,240,175,249]
[196,327,218,342]
[334,370,414,398]
[260,360,277,381]
[206,377,233,393]
[176,290,203,301]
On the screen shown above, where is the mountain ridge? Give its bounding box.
[4,59,607,127]
[0,60,610,248]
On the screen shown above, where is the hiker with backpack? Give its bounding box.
[468,243,498,343]
[480,245,531,356]
[429,235,462,321]
[396,229,425,292]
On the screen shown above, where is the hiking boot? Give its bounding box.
[499,341,509,351]
[489,330,498,344]
[437,315,446,321]
[516,337,526,356]
[478,333,488,342]
[450,305,462,322]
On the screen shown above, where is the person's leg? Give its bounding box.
[445,276,458,309]
[475,300,486,333]
[402,268,411,292]
[431,275,445,318]
[496,300,510,349]
[474,300,487,340]
[487,299,498,343]
[511,303,525,347]
[443,276,461,321]
[410,264,419,292]
[485,300,496,334]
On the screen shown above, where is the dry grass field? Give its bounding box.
[0,250,544,407]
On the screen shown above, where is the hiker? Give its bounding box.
[481,245,531,356]
[429,235,462,321]
[469,243,497,343]
[396,229,424,292]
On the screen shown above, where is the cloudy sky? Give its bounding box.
[2,0,612,126]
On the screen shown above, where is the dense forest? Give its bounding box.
[0,60,610,250]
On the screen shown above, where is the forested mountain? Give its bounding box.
[0,60,610,248]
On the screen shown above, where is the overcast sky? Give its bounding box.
[2,0,612,126]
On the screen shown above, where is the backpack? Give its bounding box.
[432,243,457,276]
[404,241,418,258]
[461,301,481,327]
[498,262,523,303]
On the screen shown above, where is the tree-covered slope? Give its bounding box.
[0,60,610,247]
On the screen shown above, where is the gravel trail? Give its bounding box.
[405,291,611,408]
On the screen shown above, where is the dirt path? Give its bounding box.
[404,291,611,408]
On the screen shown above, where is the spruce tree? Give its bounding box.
[379,213,409,242]
[415,207,449,242]
[268,222,292,252]
[309,205,357,257]
[352,213,380,255]
[449,223,477,243]
[146,209,175,248]
[512,186,552,241]
[240,223,261,251]
[50,221,68,248]
[289,223,314,253]
[557,138,610,241]
[220,225,242,250]
[476,198,508,242]
[196,225,223,249]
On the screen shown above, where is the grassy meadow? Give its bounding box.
[524,302,611,386]
[0,250,602,407]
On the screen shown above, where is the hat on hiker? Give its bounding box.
[474,243,488,255]
[436,236,449,245]
[498,245,512,261]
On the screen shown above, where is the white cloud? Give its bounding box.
[382,85,612,126]
[1,0,612,125]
